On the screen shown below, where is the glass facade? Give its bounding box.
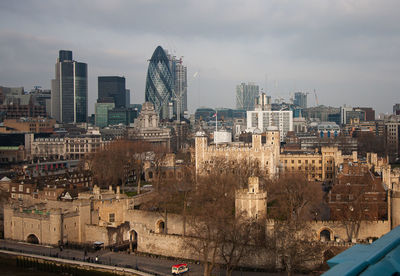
[60,62,74,123]
[236,82,259,111]
[95,102,115,128]
[107,108,137,126]
[145,46,174,120]
[98,76,126,108]
[51,50,87,123]
[74,62,88,123]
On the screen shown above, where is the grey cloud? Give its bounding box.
[0,0,399,114]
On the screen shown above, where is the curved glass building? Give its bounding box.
[145,46,174,120]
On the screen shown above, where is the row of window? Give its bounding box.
[283,159,322,164]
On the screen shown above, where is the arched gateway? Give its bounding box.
[27,234,39,244]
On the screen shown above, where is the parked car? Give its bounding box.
[171,263,189,275]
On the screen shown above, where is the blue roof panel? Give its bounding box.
[323,226,400,276]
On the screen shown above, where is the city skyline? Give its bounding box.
[0,0,399,115]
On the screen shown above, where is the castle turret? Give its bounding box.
[235,177,267,221]
[49,208,63,245]
[195,128,208,173]
[252,128,262,150]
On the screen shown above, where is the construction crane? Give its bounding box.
[313,89,319,106]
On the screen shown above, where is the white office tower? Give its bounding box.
[246,110,293,142]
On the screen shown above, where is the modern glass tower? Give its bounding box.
[294,92,307,109]
[98,76,126,108]
[171,57,187,119]
[51,50,88,123]
[145,46,174,120]
[236,82,259,111]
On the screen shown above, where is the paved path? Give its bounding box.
[0,249,152,276]
[0,239,292,275]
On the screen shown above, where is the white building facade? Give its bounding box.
[246,110,293,142]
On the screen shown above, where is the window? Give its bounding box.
[109,213,115,223]
[19,185,23,192]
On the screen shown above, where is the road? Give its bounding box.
[0,239,292,275]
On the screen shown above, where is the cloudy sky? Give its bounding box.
[0,0,399,115]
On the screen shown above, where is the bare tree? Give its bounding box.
[90,140,150,190]
[329,164,387,242]
[267,172,323,276]
[185,160,239,276]
[220,214,259,276]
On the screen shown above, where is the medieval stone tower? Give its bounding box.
[235,177,267,221]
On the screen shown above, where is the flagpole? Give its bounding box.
[215,110,218,132]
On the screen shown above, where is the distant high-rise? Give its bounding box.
[171,57,187,119]
[98,76,126,108]
[126,89,130,108]
[255,92,271,111]
[145,46,174,120]
[294,92,307,109]
[394,104,400,115]
[51,50,87,123]
[95,99,115,128]
[236,82,259,111]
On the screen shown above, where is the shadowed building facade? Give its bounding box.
[98,76,126,108]
[51,50,88,123]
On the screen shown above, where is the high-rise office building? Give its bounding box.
[98,76,126,108]
[294,92,307,109]
[95,99,115,128]
[394,104,400,115]
[236,82,259,111]
[173,58,187,118]
[255,92,271,111]
[145,46,187,120]
[51,50,88,123]
[246,110,293,142]
[168,56,187,119]
[145,46,174,120]
[126,89,130,108]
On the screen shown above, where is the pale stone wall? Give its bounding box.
[309,220,390,242]
[93,198,127,227]
[126,210,186,235]
[3,206,59,245]
[195,131,280,177]
[235,177,267,220]
[3,200,93,245]
[63,213,80,243]
[85,225,109,245]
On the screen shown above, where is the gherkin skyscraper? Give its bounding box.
[145,46,174,120]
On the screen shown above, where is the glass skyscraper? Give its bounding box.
[170,57,187,119]
[51,50,88,123]
[236,82,259,111]
[98,76,126,108]
[145,46,175,120]
[294,92,307,109]
[95,101,115,128]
